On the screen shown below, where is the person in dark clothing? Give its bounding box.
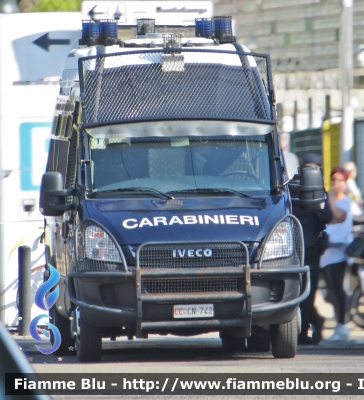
[292,153,332,345]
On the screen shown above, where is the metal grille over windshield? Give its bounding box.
[79,49,275,126]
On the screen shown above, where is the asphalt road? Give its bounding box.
[9,290,364,399]
[15,330,364,373]
[12,331,364,400]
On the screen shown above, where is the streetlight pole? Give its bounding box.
[339,0,353,165]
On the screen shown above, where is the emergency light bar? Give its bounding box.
[195,18,213,38]
[195,16,235,43]
[99,19,118,46]
[79,16,235,47]
[80,20,100,46]
[213,16,235,44]
[80,19,120,46]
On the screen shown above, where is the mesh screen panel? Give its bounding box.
[138,242,247,269]
[79,50,274,126]
[141,278,243,294]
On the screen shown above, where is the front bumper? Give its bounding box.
[70,215,310,336]
[67,262,310,337]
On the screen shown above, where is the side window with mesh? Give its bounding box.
[46,138,69,185]
[65,128,79,190]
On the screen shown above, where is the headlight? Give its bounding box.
[77,223,123,271]
[85,225,122,263]
[262,221,294,260]
[258,215,303,268]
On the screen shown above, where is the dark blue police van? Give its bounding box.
[39,17,321,361]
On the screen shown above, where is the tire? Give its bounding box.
[49,306,75,356]
[76,315,102,362]
[350,284,364,328]
[270,312,298,359]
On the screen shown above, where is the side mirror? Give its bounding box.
[39,172,76,216]
[288,167,325,210]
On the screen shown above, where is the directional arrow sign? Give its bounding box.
[88,5,106,20]
[33,33,70,52]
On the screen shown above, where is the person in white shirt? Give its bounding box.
[320,167,353,341]
[342,161,363,216]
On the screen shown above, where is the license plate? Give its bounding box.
[173,304,214,319]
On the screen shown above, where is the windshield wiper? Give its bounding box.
[168,188,251,197]
[95,187,174,199]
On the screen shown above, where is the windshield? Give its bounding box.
[88,123,275,196]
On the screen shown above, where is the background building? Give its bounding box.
[214,0,364,126]
[214,0,364,189]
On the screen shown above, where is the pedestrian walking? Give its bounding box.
[320,166,354,341]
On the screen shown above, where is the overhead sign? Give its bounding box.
[33,34,71,52]
[82,1,213,25]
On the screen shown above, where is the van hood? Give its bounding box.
[83,195,289,246]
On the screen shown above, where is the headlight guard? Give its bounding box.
[258,215,304,269]
[76,219,127,272]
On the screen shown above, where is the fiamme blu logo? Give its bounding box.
[29,265,61,354]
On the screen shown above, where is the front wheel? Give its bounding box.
[49,306,75,356]
[270,312,298,359]
[76,314,102,362]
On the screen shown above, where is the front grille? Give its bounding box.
[141,278,243,294]
[138,242,248,269]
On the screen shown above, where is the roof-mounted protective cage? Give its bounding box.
[161,34,184,72]
[161,53,184,72]
[163,33,182,50]
[79,49,276,127]
[258,215,304,269]
[137,19,155,36]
